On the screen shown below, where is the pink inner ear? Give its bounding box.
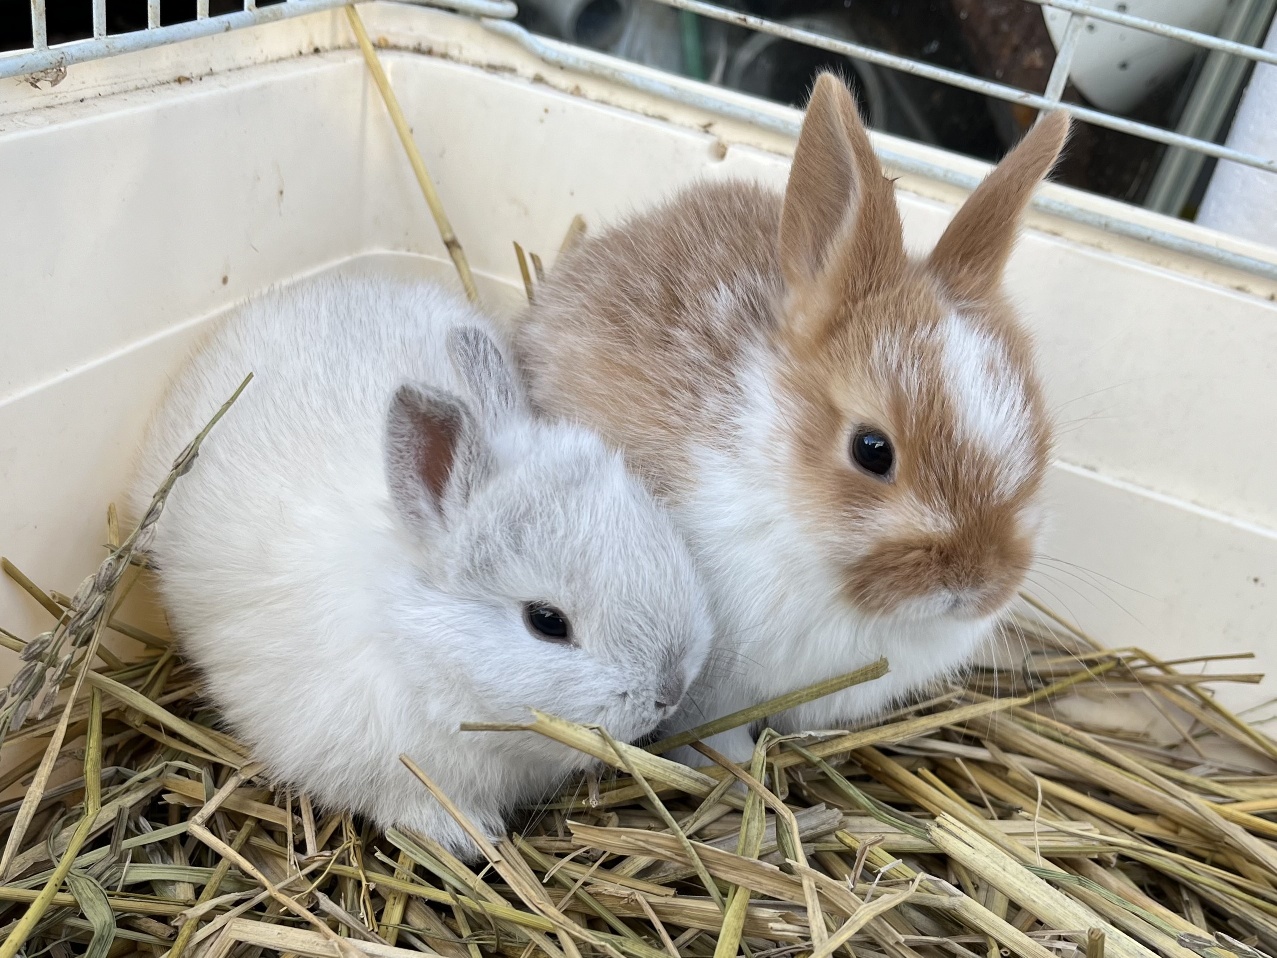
[408,405,461,507]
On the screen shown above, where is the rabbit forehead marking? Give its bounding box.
[860,303,1043,505]
[934,311,1035,496]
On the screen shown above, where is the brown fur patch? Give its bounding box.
[516,182,785,499]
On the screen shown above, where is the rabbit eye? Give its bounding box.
[851,428,894,478]
[523,603,573,643]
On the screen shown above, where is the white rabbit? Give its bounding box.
[515,74,1069,767]
[128,273,713,857]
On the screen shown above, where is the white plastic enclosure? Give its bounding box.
[1,4,1275,723]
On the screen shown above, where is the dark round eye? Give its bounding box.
[523,603,572,643]
[851,428,894,477]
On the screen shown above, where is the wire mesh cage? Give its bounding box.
[4,0,1277,237]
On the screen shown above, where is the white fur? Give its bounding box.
[128,275,713,858]
[937,312,1034,497]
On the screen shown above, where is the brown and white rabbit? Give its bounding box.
[515,73,1069,766]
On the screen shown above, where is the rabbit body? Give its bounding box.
[516,75,1069,765]
[129,274,712,856]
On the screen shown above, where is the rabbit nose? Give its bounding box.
[655,675,686,712]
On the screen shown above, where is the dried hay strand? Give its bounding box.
[1,380,1276,958]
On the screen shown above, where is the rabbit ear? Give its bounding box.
[779,72,905,312]
[928,111,1069,302]
[384,383,488,533]
[446,326,522,422]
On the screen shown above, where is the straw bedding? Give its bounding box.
[1,386,1276,958]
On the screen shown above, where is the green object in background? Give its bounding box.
[680,9,704,80]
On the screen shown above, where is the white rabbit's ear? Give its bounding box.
[446,326,522,422]
[384,383,488,532]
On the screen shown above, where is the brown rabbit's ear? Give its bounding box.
[928,111,1070,302]
[779,73,905,306]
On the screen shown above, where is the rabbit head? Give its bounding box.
[770,74,1069,625]
[384,327,713,749]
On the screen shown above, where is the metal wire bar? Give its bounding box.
[92,0,107,40]
[197,0,210,19]
[638,0,1277,176]
[148,0,161,30]
[483,19,1277,283]
[0,0,517,81]
[30,0,47,52]
[1041,10,1085,105]
[1031,0,1277,68]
